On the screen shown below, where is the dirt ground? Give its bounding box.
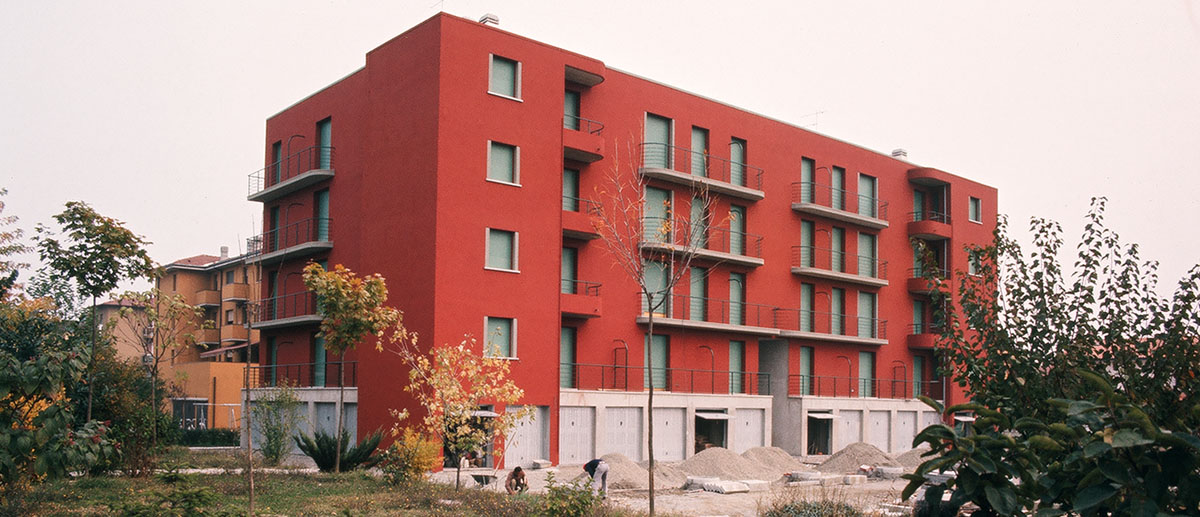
[607,479,912,517]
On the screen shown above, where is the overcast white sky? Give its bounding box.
[3,1,1198,296]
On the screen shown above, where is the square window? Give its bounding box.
[486,228,517,271]
[487,141,519,184]
[225,309,234,325]
[489,55,520,99]
[485,317,515,357]
[225,270,235,285]
[969,197,982,223]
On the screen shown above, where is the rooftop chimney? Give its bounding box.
[220,246,229,259]
[478,13,499,25]
[891,148,908,160]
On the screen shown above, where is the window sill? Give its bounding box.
[968,219,983,224]
[486,178,522,188]
[487,91,523,102]
[485,355,518,361]
[484,267,521,274]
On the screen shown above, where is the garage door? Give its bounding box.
[605,407,643,461]
[652,408,686,461]
[869,410,891,453]
[733,408,765,453]
[895,411,917,453]
[838,410,862,448]
[559,406,595,465]
[505,406,549,468]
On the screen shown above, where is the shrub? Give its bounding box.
[177,428,239,447]
[540,472,603,517]
[251,383,303,465]
[379,427,440,485]
[760,488,864,517]
[294,429,383,472]
[112,472,237,517]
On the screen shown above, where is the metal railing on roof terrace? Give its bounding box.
[641,217,763,258]
[772,308,887,340]
[646,292,777,329]
[247,145,335,196]
[791,245,888,280]
[563,114,604,134]
[791,181,889,220]
[909,210,950,224]
[907,266,949,279]
[562,195,601,214]
[246,217,332,256]
[246,361,356,389]
[909,323,945,335]
[639,142,764,190]
[251,291,319,323]
[560,362,769,395]
[789,374,945,399]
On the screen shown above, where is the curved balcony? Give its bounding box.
[639,143,764,201]
[790,246,888,287]
[907,323,942,349]
[562,197,601,240]
[640,217,764,268]
[907,267,949,295]
[790,182,888,229]
[561,280,602,318]
[248,146,335,203]
[908,211,952,240]
[907,167,954,187]
[563,115,605,163]
[249,291,321,329]
[247,217,332,264]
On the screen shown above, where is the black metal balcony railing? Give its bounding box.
[909,323,945,335]
[252,291,319,323]
[788,374,945,399]
[560,362,769,395]
[562,195,601,214]
[772,308,887,340]
[908,266,949,279]
[791,182,889,220]
[247,217,332,256]
[561,279,601,296]
[641,217,764,259]
[647,292,777,329]
[247,145,335,196]
[246,361,356,389]
[563,115,605,134]
[910,210,951,224]
[639,142,764,191]
[791,245,888,280]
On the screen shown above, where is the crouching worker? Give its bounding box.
[583,458,608,498]
[505,466,528,494]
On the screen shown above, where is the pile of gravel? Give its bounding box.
[815,442,899,473]
[679,447,783,481]
[893,444,933,469]
[640,460,689,489]
[598,453,686,490]
[741,446,805,474]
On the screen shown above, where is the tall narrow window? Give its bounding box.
[644,113,672,168]
[729,206,746,255]
[969,197,982,223]
[314,190,330,241]
[316,118,332,169]
[858,233,877,278]
[800,283,814,332]
[858,292,877,338]
[643,261,669,316]
[800,220,815,267]
[729,341,745,394]
[857,173,878,217]
[798,346,814,395]
[800,157,815,203]
[485,317,515,357]
[561,247,578,294]
[268,206,280,252]
[486,229,517,271]
[729,272,746,326]
[968,250,981,276]
[730,137,747,186]
[831,227,845,272]
[563,169,580,211]
[858,351,875,397]
[313,335,327,387]
[913,300,927,334]
[644,187,671,243]
[913,356,925,398]
[690,197,708,249]
[271,141,282,184]
[831,166,846,210]
[691,127,709,177]
[831,288,845,335]
[487,141,519,184]
[689,267,707,321]
[913,190,926,221]
[560,327,577,389]
[644,334,668,389]
[489,55,520,98]
[563,90,581,130]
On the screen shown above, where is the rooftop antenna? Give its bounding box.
[799,110,825,129]
[478,13,499,25]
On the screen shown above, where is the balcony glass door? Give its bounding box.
[690,198,708,248]
[563,90,581,130]
[799,346,813,395]
[729,341,745,394]
[317,118,332,169]
[858,351,875,397]
[313,336,327,387]
[644,187,670,243]
[730,137,746,186]
[689,267,706,321]
[857,174,877,217]
[644,114,672,168]
[690,127,708,177]
[560,327,577,389]
[645,334,668,390]
[563,169,580,211]
[913,356,925,398]
[561,247,578,294]
[315,190,330,241]
[730,206,746,256]
[729,272,745,326]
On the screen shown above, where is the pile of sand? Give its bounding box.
[741,446,806,474]
[599,453,688,490]
[640,460,689,489]
[815,442,899,473]
[679,447,785,481]
[893,444,933,469]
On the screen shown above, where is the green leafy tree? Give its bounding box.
[250,382,304,466]
[302,262,399,473]
[35,202,155,420]
[0,189,29,299]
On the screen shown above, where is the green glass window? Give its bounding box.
[857,174,877,217]
[831,166,846,210]
[729,272,745,326]
[486,229,516,271]
[858,233,877,278]
[730,137,746,186]
[798,346,814,395]
[563,90,580,130]
[800,283,814,332]
[730,206,746,256]
[644,334,668,389]
[690,197,708,249]
[563,169,580,211]
[858,351,875,397]
[315,190,330,241]
[800,220,814,267]
[913,300,927,334]
[969,197,982,222]
[913,190,926,221]
[800,157,815,203]
[689,267,706,321]
[488,141,518,184]
[317,118,332,169]
[691,127,709,177]
[268,206,280,252]
[561,247,578,294]
[489,55,519,98]
[644,187,670,243]
[831,227,845,272]
[831,288,845,335]
[485,317,514,357]
[560,327,577,389]
[313,335,327,387]
[644,114,672,168]
[913,356,925,398]
[729,341,745,394]
[643,261,669,316]
[858,292,877,338]
[271,141,282,184]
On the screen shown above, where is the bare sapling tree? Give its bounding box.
[589,144,724,515]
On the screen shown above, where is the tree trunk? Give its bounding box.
[334,352,346,473]
[87,296,96,421]
[151,363,157,449]
[646,292,656,517]
[456,463,462,491]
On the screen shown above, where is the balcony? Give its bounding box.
[773,309,888,346]
[246,361,356,389]
[563,115,604,163]
[639,143,764,201]
[907,323,942,349]
[637,293,780,336]
[562,197,601,240]
[907,267,949,295]
[561,363,769,395]
[907,167,954,187]
[220,323,249,343]
[789,375,945,400]
[790,246,888,288]
[222,282,250,302]
[197,327,220,346]
[247,217,333,264]
[790,182,889,229]
[640,217,765,268]
[250,291,321,329]
[247,146,335,203]
[196,289,220,307]
[561,280,602,318]
[908,211,952,240]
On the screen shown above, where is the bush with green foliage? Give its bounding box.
[379,427,440,485]
[251,383,304,465]
[762,500,863,517]
[113,469,237,517]
[294,429,382,472]
[177,428,239,447]
[540,472,604,517]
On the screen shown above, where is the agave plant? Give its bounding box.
[293,429,383,472]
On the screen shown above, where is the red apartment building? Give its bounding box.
[245,12,996,466]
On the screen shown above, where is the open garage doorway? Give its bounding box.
[695,411,729,453]
[807,412,834,455]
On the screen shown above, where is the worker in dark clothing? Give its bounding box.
[505,466,528,494]
[583,458,608,497]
